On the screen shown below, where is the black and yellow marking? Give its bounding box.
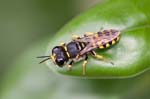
[97,33,120,49]
[97,41,104,49]
[60,42,70,58]
[99,45,104,49]
[79,42,86,49]
[106,43,110,48]
[98,39,117,49]
[50,54,56,62]
[116,36,120,41]
[38,29,120,76]
[114,36,120,42]
[102,38,118,48]
[111,40,116,45]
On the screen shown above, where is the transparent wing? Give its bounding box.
[78,38,112,56]
[79,42,98,56]
[74,35,94,43]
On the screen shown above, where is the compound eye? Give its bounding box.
[56,58,65,67]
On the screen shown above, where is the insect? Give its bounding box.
[37,29,121,75]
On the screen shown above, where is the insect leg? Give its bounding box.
[91,51,114,65]
[82,55,88,75]
[67,60,74,71]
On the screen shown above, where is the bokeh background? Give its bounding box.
[0,0,101,79]
[0,0,150,99]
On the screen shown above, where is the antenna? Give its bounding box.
[37,56,51,64]
[37,56,50,58]
[39,58,50,64]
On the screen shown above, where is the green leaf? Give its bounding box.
[1,0,150,98]
[1,37,150,99]
[46,0,150,78]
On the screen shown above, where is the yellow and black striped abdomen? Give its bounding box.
[96,29,121,49]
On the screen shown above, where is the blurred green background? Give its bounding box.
[0,0,150,99]
[0,0,101,77]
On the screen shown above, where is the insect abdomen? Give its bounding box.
[96,29,120,49]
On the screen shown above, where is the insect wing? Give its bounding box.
[79,42,97,56]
